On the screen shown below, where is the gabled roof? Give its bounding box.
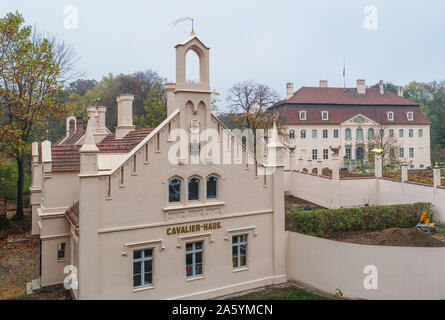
[280,87,418,106]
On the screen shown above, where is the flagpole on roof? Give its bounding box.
[343,56,346,91]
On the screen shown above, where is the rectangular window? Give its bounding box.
[300,130,306,139]
[312,149,318,160]
[399,148,404,158]
[57,242,66,261]
[312,130,317,139]
[409,148,414,158]
[345,148,351,160]
[418,129,423,137]
[323,129,328,139]
[299,111,306,120]
[323,149,329,160]
[389,129,394,137]
[409,129,414,137]
[232,235,247,269]
[186,242,203,278]
[399,129,404,138]
[333,129,339,138]
[407,112,413,121]
[321,112,329,120]
[133,249,153,288]
[387,112,394,121]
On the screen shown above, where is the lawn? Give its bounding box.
[226,284,331,300]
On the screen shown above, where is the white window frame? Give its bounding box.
[333,129,339,138]
[312,129,317,139]
[399,148,404,158]
[300,129,306,139]
[289,129,295,139]
[323,149,329,160]
[299,111,307,120]
[232,234,248,269]
[186,241,203,278]
[322,129,328,139]
[399,129,404,138]
[387,112,394,121]
[345,148,351,160]
[418,129,423,137]
[406,112,414,121]
[133,249,153,289]
[312,149,318,160]
[409,148,414,158]
[321,111,329,121]
[409,129,414,138]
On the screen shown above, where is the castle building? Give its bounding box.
[29,33,287,299]
[271,80,431,169]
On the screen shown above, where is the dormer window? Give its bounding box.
[387,112,394,121]
[406,112,414,121]
[321,111,329,121]
[299,111,306,120]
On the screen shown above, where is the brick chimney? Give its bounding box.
[115,94,135,139]
[286,83,294,99]
[319,80,328,88]
[397,86,404,97]
[379,80,384,94]
[357,79,366,94]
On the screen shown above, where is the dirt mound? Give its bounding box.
[332,228,444,247]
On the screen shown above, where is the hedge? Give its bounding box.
[285,202,432,237]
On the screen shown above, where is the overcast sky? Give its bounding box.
[2,0,445,110]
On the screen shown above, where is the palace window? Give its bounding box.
[301,130,306,139]
[345,148,352,160]
[321,111,329,120]
[333,129,339,138]
[379,129,384,137]
[322,129,328,139]
[57,242,66,261]
[232,235,247,269]
[168,178,182,203]
[387,112,394,121]
[389,129,394,137]
[399,129,404,138]
[312,129,317,139]
[206,176,218,199]
[406,112,414,121]
[312,149,318,160]
[418,129,423,137]
[409,148,414,158]
[368,128,375,139]
[299,111,306,120]
[188,177,201,201]
[323,149,329,160]
[345,128,351,139]
[186,242,203,278]
[289,130,295,139]
[409,129,414,138]
[400,148,404,158]
[133,249,153,288]
[356,128,363,139]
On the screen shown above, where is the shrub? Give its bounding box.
[285,202,432,236]
[0,213,9,229]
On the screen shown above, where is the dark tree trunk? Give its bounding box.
[15,152,25,219]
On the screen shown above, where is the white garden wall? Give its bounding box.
[287,231,445,300]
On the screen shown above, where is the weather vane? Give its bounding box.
[169,17,195,36]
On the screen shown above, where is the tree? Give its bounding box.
[225,80,281,155]
[0,157,17,217]
[134,83,167,129]
[366,126,400,169]
[0,12,76,219]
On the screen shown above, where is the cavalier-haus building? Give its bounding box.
[271,81,431,170]
[29,33,287,299]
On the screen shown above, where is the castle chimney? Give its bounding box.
[87,107,98,128]
[319,80,328,88]
[286,83,294,99]
[97,106,107,129]
[357,79,366,94]
[379,80,384,94]
[397,86,404,97]
[115,94,135,139]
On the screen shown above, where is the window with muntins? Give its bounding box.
[321,111,329,120]
[323,149,329,160]
[299,111,306,120]
[206,176,218,199]
[323,129,328,139]
[407,112,413,121]
[312,149,318,160]
[345,128,351,139]
[301,130,306,139]
[188,177,201,201]
[400,148,404,158]
[346,148,351,159]
[399,129,404,138]
[409,148,414,158]
[133,249,153,288]
[418,129,423,137]
[312,130,317,139]
[289,130,295,139]
[334,129,339,138]
[387,112,394,121]
[232,235,247,269]
[186,242,203,278]
[168,178,182,203]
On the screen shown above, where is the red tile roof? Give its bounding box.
[51,128,154,172]
[65,201,79,228]
[273,86,429,125]
[283,87,418,106]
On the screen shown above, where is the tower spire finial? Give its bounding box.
[170,17,195,36]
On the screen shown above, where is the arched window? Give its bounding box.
[206,176,218,199]
[356,128,363,139]
[168,178,182,203]
[188,177,201,201]
[289,130,295,139]
[300,130,306,139]
[186,50,200,83]
[368,128,374,139]
[345,128,351,139]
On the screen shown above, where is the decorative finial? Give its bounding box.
[434,161,440,169]
[170,17,195,36]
